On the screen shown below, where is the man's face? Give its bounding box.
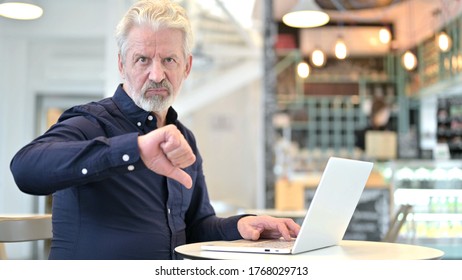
[118,25,192,114]
[373,108,390,127]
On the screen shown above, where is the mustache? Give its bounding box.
[143,80,172,92]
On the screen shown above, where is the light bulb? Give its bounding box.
[437,31,452,52]
[402,50,417,71]
[311,49,325,67]
[379,27,391,44]
[335,38,347,60]
[297,61,310,78]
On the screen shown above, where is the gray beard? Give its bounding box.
[129,80,174,113]
[133,93,173,113]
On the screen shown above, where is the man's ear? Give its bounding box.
[184,55,193,79]
[118,53,125,79]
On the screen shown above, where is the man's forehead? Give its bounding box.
[126,26,183,53]
[128,25,183,39]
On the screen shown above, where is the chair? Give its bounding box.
[0,214,52,259]
[382,204,413,243]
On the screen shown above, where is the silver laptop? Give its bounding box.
[201,157,373,254]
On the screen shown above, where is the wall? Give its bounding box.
[0,38,34,215]
[186,80,264,213]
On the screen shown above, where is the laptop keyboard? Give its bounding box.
[251,239,295,248]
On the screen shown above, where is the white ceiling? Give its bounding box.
[267,0,462,56]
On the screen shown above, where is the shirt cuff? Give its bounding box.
[225,214,256,240]
[107,132,145,172]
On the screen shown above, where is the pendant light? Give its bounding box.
[311,49,326,67]
[402,0,417,72]
[334,37,347,60]
[437,31,452,53]
[282,0,329,28]
[0,1,43,20]
[379,27,391,44]
[435,1,452,53]
[297,61,310,78]
[402,50,417,71]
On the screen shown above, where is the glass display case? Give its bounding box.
[437,96,462,159]
[385,160,462,259]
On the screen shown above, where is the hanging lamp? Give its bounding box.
[401,0,417,71]
[334,37,347,60]
[311,49,326,67]
[402,50,417,71]
[297,61,310,78]
[379,27,391,44]
[0,1,43,20]
[282,0,329,28]
[437,31,452,53]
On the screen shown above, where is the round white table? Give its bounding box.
[175,240,444,260]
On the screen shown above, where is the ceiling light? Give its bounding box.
[437,31,452,53]
[282,0,329,28]
[297,61,310,78]
[402,50,417,71]
[334,37,347,60]
[311,49,326,67]
[379,27,391,44]
[0,1,43,20]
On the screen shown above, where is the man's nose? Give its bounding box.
[148,61,166,83]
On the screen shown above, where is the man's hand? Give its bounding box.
[237,215,301,241]
[138,124,196,188]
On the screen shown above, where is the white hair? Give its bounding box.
[115,0,193,64]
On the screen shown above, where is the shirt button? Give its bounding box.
[148,115,154,121]
[137,122,142,127]
[81,168,88,175]
[127,165,135,171]
[122,154,130,162]
[167,208,171,214]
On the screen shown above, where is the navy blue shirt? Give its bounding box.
[10,85,244,259]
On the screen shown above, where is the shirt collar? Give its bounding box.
[113,84,178,129]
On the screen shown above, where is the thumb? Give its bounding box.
[248,227,262,241]
[250,229,261,241]
[169,168,193,189]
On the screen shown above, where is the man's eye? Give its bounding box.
[137,57,148,63]
[164,57,175,64]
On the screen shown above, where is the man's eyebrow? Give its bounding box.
[163,53,180,59]
[132,52,145,57]
[130,52,148,61]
